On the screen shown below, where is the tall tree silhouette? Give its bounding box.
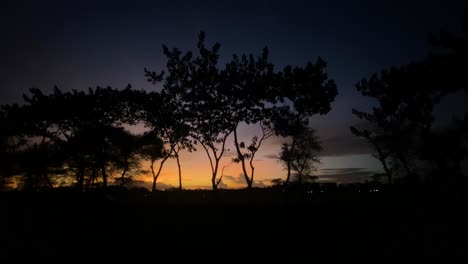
[223,47,277,189]
[419,13,468,182]
[144,82,193,191]
[139,131,166,192]
[280,127,322,184]
[427,13,468,94]
[352,14,468,184]
[0,105,28,180]
[16,88,70,189]
[147,32,232,190]
[147,32,337,190]
[17,86,141,190]
[351,63,443,182]
[59,87,124,189]
[106,128,143,186]
[274,59,337,185]
[350,126,393,184]
[135,88,192,191]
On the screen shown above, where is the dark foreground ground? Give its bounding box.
[0,188,466,262]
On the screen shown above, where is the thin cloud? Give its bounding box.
[264,154,278,160]
[320,168,368,173]
[316,168,377,184]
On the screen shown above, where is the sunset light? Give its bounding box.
[1,0,466,261]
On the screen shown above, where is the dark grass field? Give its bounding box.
[0,188,466,262]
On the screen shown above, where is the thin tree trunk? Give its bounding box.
[298,158,307,184]
[285,160,292,185]
[371,139,392,184]
[211,172,217,191]
[284,136,297,186]
[151,155,170,192]
[175,151,182,190]
[212,158,221,190]
[198,133,230,191]
[86,168,92,189]
[233,128,251,188]
[248,157,255,189]
[120,161,128,186]
[150,160,157,192]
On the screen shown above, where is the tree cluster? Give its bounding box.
[0,32,337,191]
[351,15,468,187]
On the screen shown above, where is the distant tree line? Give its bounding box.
[0,32,337,192]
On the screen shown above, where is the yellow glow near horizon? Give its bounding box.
[135,144,285,189]
[129,124,289,189]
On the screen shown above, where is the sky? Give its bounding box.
[1,0,467,189]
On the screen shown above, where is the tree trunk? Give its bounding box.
[233,128,251,189]
[211,157,221,190]
[372,139,392,184]
[285,160,292,186]
[175,153,182,191]
[198,132,231,191]
[87,168,97,189]
[150,161,157,192]
[211,172,218,191]
[151,156,170,192]
[284,136,297,186]
[378,154,392,184]
[248,156,255,189]
[298,160,307,184]
[120,162,128,186]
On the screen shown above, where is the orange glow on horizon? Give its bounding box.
[134,146,284,189]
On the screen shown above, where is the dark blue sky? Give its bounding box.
[2,0,466,102]
[1,0,468,183]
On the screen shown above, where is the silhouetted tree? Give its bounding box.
[146,32,233,190]
[139,131,165,192]
[274,59,337,185]
[136,89,192,191]
[0,105,28,180]
[16,86,142,190]
[350,126,393,184]
[280,127,322,184]
[352,14,468,184]
[223,47,277,189]
[274,119,305,185]
[143,86,193,191]
[270,178,284,187]
[12,88,71,189]
[60,87,123,188]
[107,128,143,186]
[423,14,468,185]
[147,32,337,190]
[427,13,468,94]
[351,61,451,182]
